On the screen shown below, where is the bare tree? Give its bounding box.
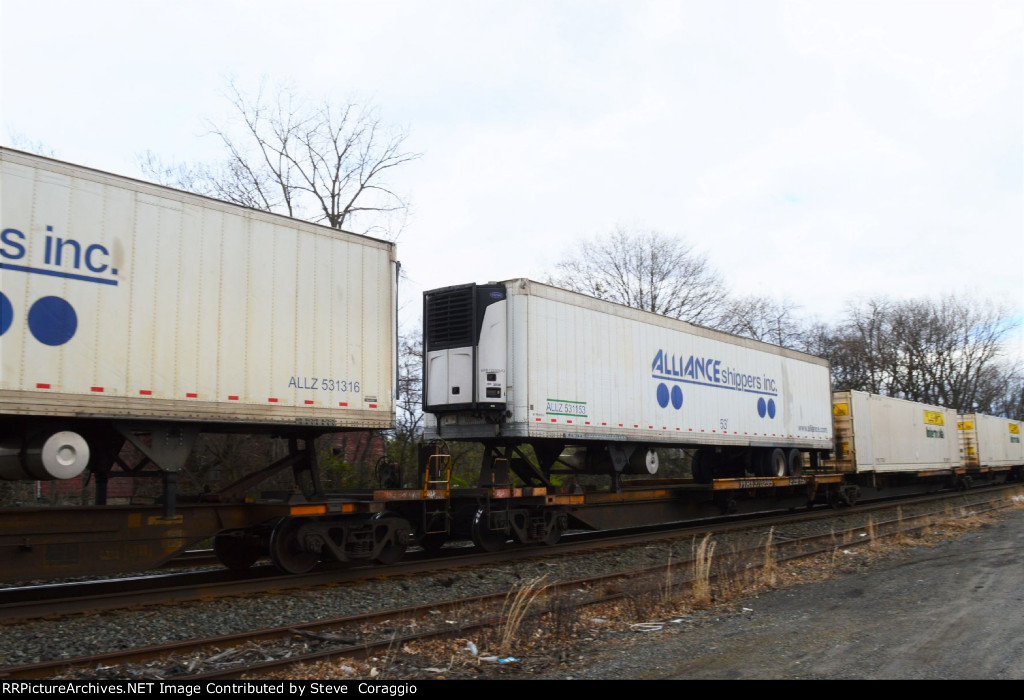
[841,298,898,395]
[139,79,420,237]
[547,226,730,325]
[386,331,425,476]
[6,132,58,158]
[806,295,1021,415]
[719,295,804,348]
[993,375,1024,420]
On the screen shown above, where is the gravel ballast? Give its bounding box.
[1,492,1020,680]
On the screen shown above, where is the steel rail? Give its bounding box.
[0,484,1012,622]
[1,487,1017,681]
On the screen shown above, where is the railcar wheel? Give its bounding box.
[372,511,410,565]
[543,511,564,546]
[471,507,507,552]
[842,485,860,507]
[269,518,318,575]
[787,449,804,477]
[213,530,262,572]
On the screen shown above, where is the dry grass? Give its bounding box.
[496,575,548,656]
[761,527,778,588]
[662,548,674,608]
[690,533,716,607]
[865,515,877,550]
[893,506,907,545]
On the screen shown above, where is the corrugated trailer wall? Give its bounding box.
[431,279,834,451]
[958,413,1024,467]
[830,390,960,472]
[0,148,396,428]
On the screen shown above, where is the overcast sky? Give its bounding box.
[2,0,1021,354]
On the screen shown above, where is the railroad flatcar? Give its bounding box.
[0,148,401,577]
[418,281,1019,542]
[0,151,1020,582]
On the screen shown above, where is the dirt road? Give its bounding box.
[545,507,1024,680]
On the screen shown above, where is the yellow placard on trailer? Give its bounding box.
[923,410,945,426]
[958,421,974,430]
[833,403,850,417]
[1010,424,1020,435]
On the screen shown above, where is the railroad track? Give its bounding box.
[1,484,1018,680]
[0,484,1014,622]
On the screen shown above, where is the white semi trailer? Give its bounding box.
[0,148,397,492]
[423,279,834,483]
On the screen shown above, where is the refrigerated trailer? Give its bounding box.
[423,279,834,482]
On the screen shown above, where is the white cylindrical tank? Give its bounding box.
[0,431,90,480]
